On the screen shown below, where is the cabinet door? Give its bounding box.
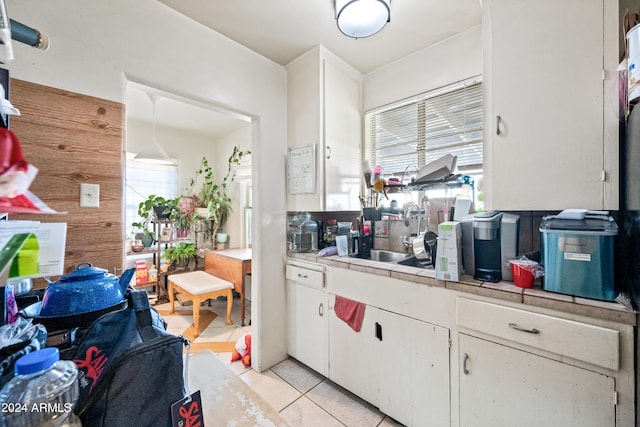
[328,297,380,405]
[286,49,324,212]
[324,59,361,211]
[484,0,608,210]
[377,310,450,427]
[286,47,362,212]
[287,281,328,376]
[459,333,615,427]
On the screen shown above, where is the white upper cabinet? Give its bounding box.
[483,0,619,210]
[286,46,362,212]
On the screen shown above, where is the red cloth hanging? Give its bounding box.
[334,295,366,332]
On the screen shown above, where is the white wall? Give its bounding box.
[6,0,288,371]
[216,124,252,249]
[363,25,482,111]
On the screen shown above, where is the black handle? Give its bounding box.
[509,322,540,334]
[375,322,382,341]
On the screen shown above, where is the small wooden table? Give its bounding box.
[204,248,252,326]
[167,271,234,337]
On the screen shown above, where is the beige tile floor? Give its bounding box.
[157,295,404,427]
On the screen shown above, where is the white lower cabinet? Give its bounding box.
[287,263,633,426]
[376,309,450,427]
[456,297,622,427]
[328,295,450,427]
[328,301,380,405]
[458,333,615,427]
[286,262,328,377]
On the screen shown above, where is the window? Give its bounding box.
[125,157,178,235]
[365,77,483,183]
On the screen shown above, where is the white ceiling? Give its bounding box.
[157,0,482,74]
[128,0,482,138]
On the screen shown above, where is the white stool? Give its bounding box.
[167,271,234,337]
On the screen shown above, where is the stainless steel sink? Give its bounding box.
[369,249,412,263]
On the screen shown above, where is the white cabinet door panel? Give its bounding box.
[485,0,607,210]
[459,333,615,427]
[328,297,380,405]
[377,310,450,427]
[324,59,361,211]
[287,281,329,376]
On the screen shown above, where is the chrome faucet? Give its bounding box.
[402,202,422,250]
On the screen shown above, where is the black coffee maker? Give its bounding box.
[461,211,520,282]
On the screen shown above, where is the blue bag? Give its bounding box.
[68,289,188,427]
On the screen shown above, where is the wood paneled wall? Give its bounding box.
[8,79,125,279]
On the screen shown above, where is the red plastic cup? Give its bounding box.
[511,262,535,288]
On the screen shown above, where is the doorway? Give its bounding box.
[124,81,253,250]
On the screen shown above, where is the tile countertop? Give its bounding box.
[288,252,637,326]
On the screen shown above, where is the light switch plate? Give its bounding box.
[80,183,100,208]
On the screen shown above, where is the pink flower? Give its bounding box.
[179,196,198,216]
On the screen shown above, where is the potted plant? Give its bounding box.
[131,222,155,247]
[162,242,197,269]
[138,195,181,223]
[175,195,199,238]
[184,146,250,242]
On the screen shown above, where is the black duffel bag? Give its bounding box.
[65,289,188,427]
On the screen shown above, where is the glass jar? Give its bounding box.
[289,213,319,253]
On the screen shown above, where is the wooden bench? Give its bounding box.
[167,271,234,337]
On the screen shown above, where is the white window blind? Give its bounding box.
[366,77,483,182]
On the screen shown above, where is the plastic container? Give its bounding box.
[540,215,617,301]
[0,347,82,427]
[337,222,352,236]
[372,165,382,184]
[511,261,535,288]
[147,265,158,283]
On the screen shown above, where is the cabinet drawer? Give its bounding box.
[286,264,325,289]
[456,298,619,370]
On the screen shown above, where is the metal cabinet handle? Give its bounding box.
[509,322,540,334]
[326,145,332,160]
[496,115,502,135]
[318,302,324,317]
[297,273,308,279]
[463,353,470,375]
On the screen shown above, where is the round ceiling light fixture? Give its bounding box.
[335,0,390,39]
